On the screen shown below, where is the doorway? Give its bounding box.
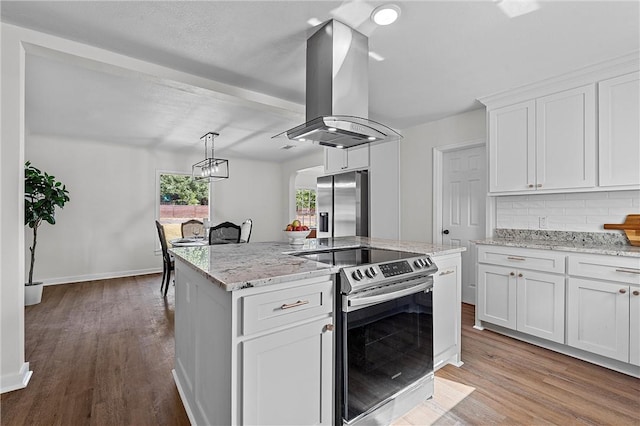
[433,140,487,305]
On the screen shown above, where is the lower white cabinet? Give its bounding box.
[567,253,640,366]
[567,278,630,362]
[433,254,462,370]
[477,263,565,343]
[242,317,333,425]
[173,260,334,426]
[476,245,640,376]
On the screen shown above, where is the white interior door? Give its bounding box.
[442,145,486,304]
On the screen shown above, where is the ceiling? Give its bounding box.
[2,1,639,162]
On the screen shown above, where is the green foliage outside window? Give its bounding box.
[160,174,209,205]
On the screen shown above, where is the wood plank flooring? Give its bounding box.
[2,274,639,425]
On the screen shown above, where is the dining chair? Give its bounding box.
[240,219,253,243]
[181,219,205,238]
[209,221,241,244]
[155,220,174,297]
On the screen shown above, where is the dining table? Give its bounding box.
[170,237,209,247]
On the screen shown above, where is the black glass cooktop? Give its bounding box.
[294,247,424,268]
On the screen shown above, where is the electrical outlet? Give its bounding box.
[539,216,547,229]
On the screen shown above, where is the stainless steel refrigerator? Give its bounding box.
[316,170,369,238]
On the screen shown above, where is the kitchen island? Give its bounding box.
[169,236,465,425]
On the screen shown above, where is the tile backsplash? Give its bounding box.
[496,190,640,232]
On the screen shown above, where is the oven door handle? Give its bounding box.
[347,280,432,309]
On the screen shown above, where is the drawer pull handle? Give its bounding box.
[619,289,627,294]
[633,291,640,296]
[439,270,455,276]
[281,300,309,310]
[507,256,526,261]
[615,268,640,275]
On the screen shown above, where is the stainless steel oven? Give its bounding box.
[295,247,438,425]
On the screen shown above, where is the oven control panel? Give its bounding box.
[341,255,437,294]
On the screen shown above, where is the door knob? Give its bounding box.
[443,229,450,235]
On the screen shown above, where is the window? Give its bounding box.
[157,172,210,242]
[295,188,316,228]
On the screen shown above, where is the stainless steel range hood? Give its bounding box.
[273,20,401,149]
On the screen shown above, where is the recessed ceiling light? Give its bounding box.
[371,4,401,26]
[336,145,345,149]
[367,136,377,141]
[328,127,337,132]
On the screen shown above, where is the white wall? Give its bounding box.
[25,134,284,284]
[1,22,28,394]
[400,108,486,242]
[496,190,640,231]
[211,157,284,242]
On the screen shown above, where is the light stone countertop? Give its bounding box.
[474,238,640,257]
[170,236,466,291]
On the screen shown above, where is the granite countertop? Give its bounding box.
[474,229,640,258]
[170,236,465,291]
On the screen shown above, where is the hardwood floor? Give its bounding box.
[1,274,190,426]
[2,274,639,425]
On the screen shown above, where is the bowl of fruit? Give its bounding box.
[283,220,310,244]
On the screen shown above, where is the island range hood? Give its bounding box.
[273,19,401,149]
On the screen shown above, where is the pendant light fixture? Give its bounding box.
[192,132,229,181]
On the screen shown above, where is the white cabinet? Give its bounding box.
[567,278,630,362]
[535,85,596,190]
[477,246,565,343]
[242,317,332,425]
[324,145,369,173]
[488,85,596,193]
[488,100,536,193]
[369,140,399,239]
[173,260,334,426]
[567,253,640,366]
[598,71,640,187]
[432,254,462,370]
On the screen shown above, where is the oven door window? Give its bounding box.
[342,290,433,422]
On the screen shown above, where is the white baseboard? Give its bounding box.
[172,369,197,425]
[1,362,32,394]
[41,268,162,286]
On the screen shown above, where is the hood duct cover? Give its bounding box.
[273,20,401,149]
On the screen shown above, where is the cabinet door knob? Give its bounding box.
[619,289,627,294]
[633,290,640,296]
[443,229,450,235]
[536,184,542,188]
[325,324,334,332]
[528,184,534,188]
[518,273,523,278]
[509,272,515,276]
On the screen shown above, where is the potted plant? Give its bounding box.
[24,161,70,305]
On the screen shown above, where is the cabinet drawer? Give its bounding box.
[477,245,566,274]
[241,279,333,336]
[568,253,640,284]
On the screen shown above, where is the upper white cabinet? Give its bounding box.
[598,71,640,187]
[324,145,369,174]
[488,85,596,193]
[488,100,535,193]
[481,54,640,194]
